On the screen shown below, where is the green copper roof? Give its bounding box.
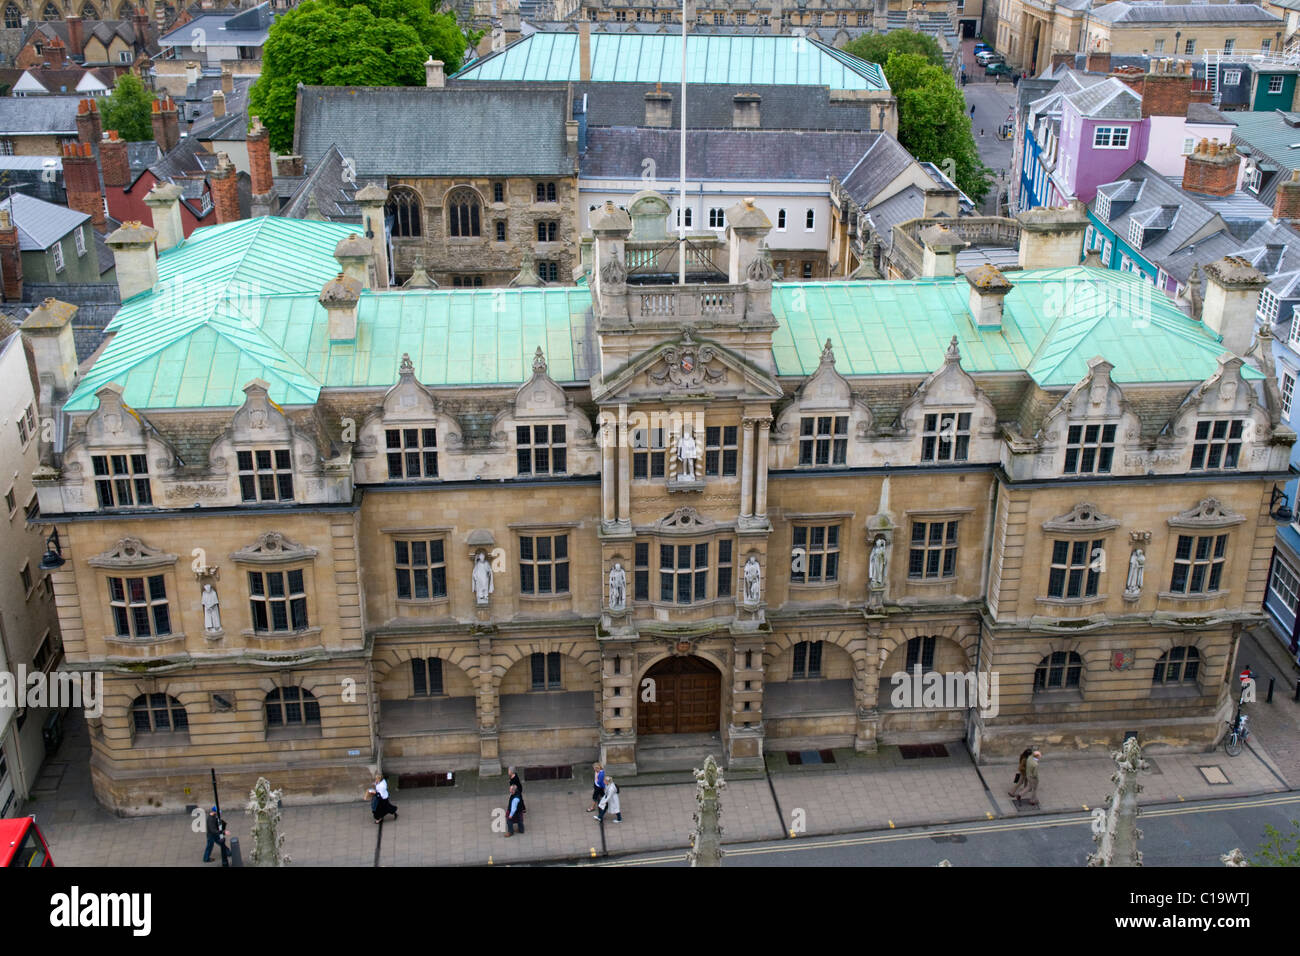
[66,218,1258,414]
[451,33,889,91]
[771,268,1261,386]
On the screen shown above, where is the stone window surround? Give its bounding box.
[384,526,453,608]
[903,506,974,585]
[88,537,186,645]
[230,533,321,640]
[510,521,578,603]
[788,514,846,590]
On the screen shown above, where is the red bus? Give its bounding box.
[0,817,54,867]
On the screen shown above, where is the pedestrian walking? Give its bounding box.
[586,761,605,812]
[367,771,398,824]
[202,806,229,865]
[1021,750,1041,806]
[970,103,976,117]
[507,765,523,797]
[505,784,526,836]
[594,775,622,824]
[1008,747,1032,801]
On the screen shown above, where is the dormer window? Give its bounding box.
[237,448,294,502]
[1095,194,1111,223]
[386,427,437,479]
[1260,288,1279,323]
[798,416,847,466]
[1127,218,1144,249]
[920,412,970,463]
[93,454,153,508]
[1190,419,1243,470]
[516,424,566,475]
[1064,424,1117,474]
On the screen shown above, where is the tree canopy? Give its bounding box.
[249,0,475,152]
[843,30,945,70]
[882,52,991,204]
[100,71,156,142]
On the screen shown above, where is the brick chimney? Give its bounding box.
[220,68,233,95]
[1275,169,1300,222]
[211,90,225,118]
[100,129,130,189]
[151,96,179,152]
[66,15,84,59]
[76,98,102,146]
[1086,50,1111,74]
[132,7,149,47]
[62,142,105,231]
[45,34,66,67]
[0,209,23,302]
[1183,138,1241,198]
[247,115,275,217]
[732,93,761,128]
[105,221,158,301]
[425,57,445,88]
[209,153,241,224]
[1140,60,1193,118]
[275,155,305,177]
[644,89,672,127]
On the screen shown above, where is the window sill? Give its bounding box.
[517,592,573,602]
[1157,590,1227,602]
[104,633,185,648]
[243,626,323,640]
[789,581,841,591]
[1036,594,1106,608]
[906,575,958,586]
[266,725,324,742]
[396,597,450,607]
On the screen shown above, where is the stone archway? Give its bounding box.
[638,655,721,735]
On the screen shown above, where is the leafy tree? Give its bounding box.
[1253,821,1300,865]
[843,30,944,70]
[100,72,157,142]
[249,0,476,152]
[883,52,991,204]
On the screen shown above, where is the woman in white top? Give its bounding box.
[594,775,621,824]
[367,771,398,824]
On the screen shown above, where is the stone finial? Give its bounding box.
[532,347,547,376]
[820,338,835,366]
[599,256,627,286]
[946,335,961,364]
[745,244,775,282]
[399,353,415,376]
[305,194,325,221]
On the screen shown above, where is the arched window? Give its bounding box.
[1034,651,1083,691]
[446,187,480,237]
[41,2,59,20]
[495,220,506,242]
[791,640,823,678]
[904,636,936,673]
[131,693,188,733]
[386,186,422,238]
[265,686,320,728]
[411,657,444,696]
[1153,646,1200,686]
[4,3,21,27]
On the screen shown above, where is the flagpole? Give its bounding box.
[679,0,687,286]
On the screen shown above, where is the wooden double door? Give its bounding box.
[638,655,721,735]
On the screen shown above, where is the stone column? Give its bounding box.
[477,634,501,776]
[727,640,765,770]
[853,632,880,754]
[739,419,755,519]
[601,429,615,525]
[600,644,638,774]
[617,417,631,530]
[753,419,771,518]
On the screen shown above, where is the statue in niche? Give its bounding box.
[609,562,627,611]
[869,538,888,589]
[677,427,701,480]
[472,551,494,605]
[743,556,761,606]
[1125,549,1145,596]
[202,582,221,632]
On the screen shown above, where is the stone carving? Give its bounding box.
[743,555,761,606]
[1042,502,1121,533]
[1167,497,1246,530]
[472,550,494,605]
[869,537,888,589]
[165,483,225,501]
[745,247,775,282]
[1087,736,1148,867]
[648,331,726,389]
[247,776,291,867]
[659,507,711,530]
[1124,549,1145,599]
[677,427,701,480]
[399,352,415,376]
[599,256,626,286]
[231,532,318,564]
[532,347,547,376]
[202,583,222,632]
[609,562,627,611]
[687,754,725,867]
[88,537,177,569]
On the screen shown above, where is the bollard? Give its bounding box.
[1268,677,1275,703]
[229,836,243,867]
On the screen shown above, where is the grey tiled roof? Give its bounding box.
[864,184,924,253]
[294,86,575,178]
[1065,77,1142,120]
[0,192,87,250]
[279,145,363,222]
[18,282,120,363]
[1092,2,1281,23]
[1187,103,1234,126]
[0,96,80,135]
[581,127,878,182]
[576,81,882,131]
[840,134,920,205]
[150,136,218,183]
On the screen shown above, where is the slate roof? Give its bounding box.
[65,218,1260,414]
[0,192,88,250]
[18,282,121,363]
[1091,2,1281,23]
[1230,110,1300,208]
[26,18,161,59]
[294,86,574,178]
[581,127,879,182]
[576,80,881,130]
[278,145,362,222]
[1187,103,1235,126]
[452,32,888,91]
[159,4,272,49]
[0,96,80,135]
[1238,219,1300,308]
[839,134,920,206]
[1064,77,1142,120]
[149,135,218,183]
[13,66,116,95]
[863,184,925,253]
[1166,175,1273,241]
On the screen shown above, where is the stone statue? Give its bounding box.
[869,537,888,589]
[202,582,221,632]
[472,551,493,605]
[743,555,761,605]
[1125,549,1145,595]
[609,562,627,611]
[677,427,701,480]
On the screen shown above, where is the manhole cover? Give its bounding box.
[1198,765,1229,785]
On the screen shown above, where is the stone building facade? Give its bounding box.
[28,188,1293,814]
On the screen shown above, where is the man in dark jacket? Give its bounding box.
[505,785,526,836]
[203,806,229,865]
[507,766,523,797]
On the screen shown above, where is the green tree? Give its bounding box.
[843,30,944,70]
[883,52,991,204]
[1253,821,1300,865]
[249,0,475,152]
[100,72,157,142]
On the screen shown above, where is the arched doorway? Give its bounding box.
[638,655,721,735]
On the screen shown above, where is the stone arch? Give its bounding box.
[636,646,729,683]
[372,642,480,687]
[494,639,601,694]
[877,621,976,670]
[445,184,483,238]
[386,184,423,238]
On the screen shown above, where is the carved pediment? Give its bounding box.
[592,330,782,404]
[87,537,178,570]
[797,339,853,411]
[515,347,569,419]
[1040,357,1138,442]
[1042,502,1122,533]
[230,532,319,564]
[231,379,291,441]
[657,507,713,532]
[85,383,148,447]
[648,330,727,389]
[383,352,440,420]
[1167,497,1246,530]
[898,337,996,436]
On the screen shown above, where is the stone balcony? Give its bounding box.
[890,216,1022,278]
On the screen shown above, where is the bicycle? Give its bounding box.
[1223,713,1250,757]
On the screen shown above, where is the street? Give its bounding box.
[958,36,1020,214]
